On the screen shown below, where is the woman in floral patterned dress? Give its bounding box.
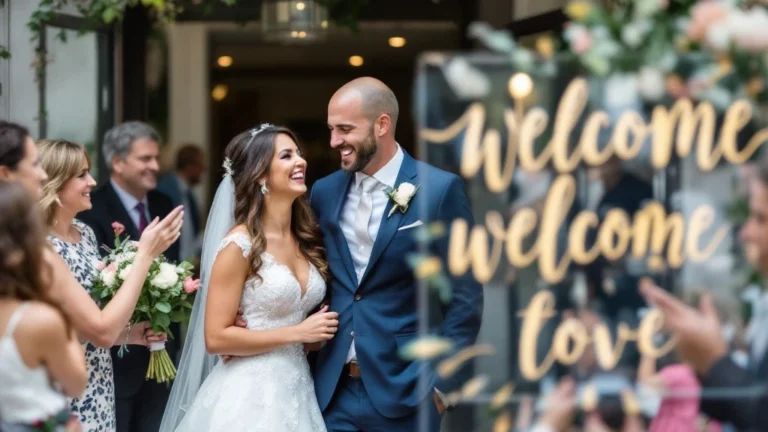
[37,139,183,431]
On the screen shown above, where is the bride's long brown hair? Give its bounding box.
[224,125,328,281]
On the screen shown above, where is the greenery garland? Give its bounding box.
[0,0,366,66]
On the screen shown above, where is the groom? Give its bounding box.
[309,77,484,431]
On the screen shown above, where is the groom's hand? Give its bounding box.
[304,342,324,353]
[235,308,247,328]
[221,309,248,363]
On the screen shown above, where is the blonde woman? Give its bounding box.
[37,139,182,432]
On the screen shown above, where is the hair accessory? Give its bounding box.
[250,123,273,138]
[222,157,234,177]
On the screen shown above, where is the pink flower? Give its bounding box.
[111,222,125,236]
[106,262,117,273]
[687,1,728,42]
[571,28,592,54]
[183,277,201,294]
[659,0,669,9]
[95,260,105,271]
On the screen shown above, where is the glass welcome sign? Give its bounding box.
[406,4,768,430]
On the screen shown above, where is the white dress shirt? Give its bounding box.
[339,145,404,363]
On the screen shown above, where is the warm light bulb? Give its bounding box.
[296,1,305,10]
[388,36,406,48]
[298,31,307,38]
[348,55,364,67]
[321,20,328,29]
[212,84,228,101]
[217,55,233,68]
[508,72,533,99]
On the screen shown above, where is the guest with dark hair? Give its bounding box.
[0,180,87,432]
[156,144,205,263]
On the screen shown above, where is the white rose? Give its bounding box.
[117,251,136,263]
[393,183,417,207]
[637,67,665,101]
[705,22,731,52]
[151,263,180,289]
[118,264,133,281]
[443,57,491,100]
[100,268,116,287]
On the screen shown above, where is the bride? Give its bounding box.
[160,124,338,432]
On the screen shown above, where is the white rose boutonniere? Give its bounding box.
[385,182,420,218]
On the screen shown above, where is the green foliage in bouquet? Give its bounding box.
[90,222,199,383]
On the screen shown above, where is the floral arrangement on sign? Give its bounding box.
[562,0,768,110]
[90,222,199,383]
[468,0,768,113]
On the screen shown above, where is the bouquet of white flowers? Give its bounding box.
[91,222,199,383]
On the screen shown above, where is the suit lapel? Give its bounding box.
[331,173,358,289]
[104,183,140,239]
[359,153,418,286]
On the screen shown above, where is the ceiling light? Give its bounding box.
[348,55,364,67]
[388,37,406,48]
[212,84,228,101]
[217,55,233,68]
[261,0,329,43]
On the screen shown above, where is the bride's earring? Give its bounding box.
[260,181,268,195]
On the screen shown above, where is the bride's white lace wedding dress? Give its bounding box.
[174,233,328,432]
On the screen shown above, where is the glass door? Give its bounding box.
[38,14,114,182]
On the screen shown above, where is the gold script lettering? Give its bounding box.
[518,291,674,380]
[447,175,726,284]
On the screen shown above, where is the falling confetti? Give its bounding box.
[446,391,462,407]
[437,343,496,378]
[398,336,454,360]
[493,411,512,432]
[461,375,490,399]
[490,382,515,410]
[414,257,442,279]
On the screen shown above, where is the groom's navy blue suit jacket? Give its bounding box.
[309,151,483,419]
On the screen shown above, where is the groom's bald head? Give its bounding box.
[331,77,399,134]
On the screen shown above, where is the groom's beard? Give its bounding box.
[343,132,378,173]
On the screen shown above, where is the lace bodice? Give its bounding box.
[216,232,326,333]
[173,232,328,431]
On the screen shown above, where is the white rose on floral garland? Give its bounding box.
[119,264,133,281]
[621,20,652,48]
[638,67,666,101]
[151,263,180,289]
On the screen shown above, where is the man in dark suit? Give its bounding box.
[311,78,483,432]
[79,121,181,432]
